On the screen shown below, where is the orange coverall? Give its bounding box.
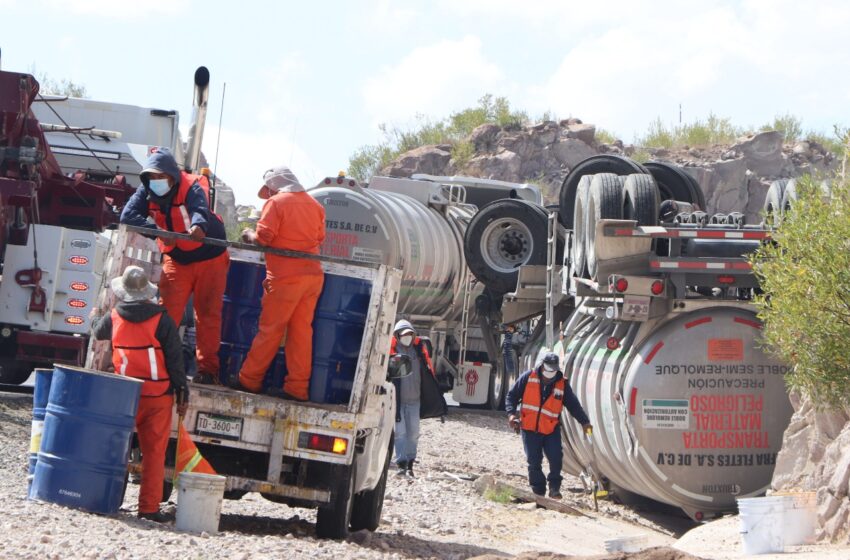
[238,191,326,400]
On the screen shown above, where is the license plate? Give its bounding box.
[622,295,651,321]
[195,412,243,441]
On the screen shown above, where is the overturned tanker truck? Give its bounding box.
[464,154,794,520]
[307,174,554,408]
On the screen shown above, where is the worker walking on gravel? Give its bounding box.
[233,166,325,401]
[91,265,189,522]
[389,320,447,477]
[505,352,592,499]
[120,147,230,385]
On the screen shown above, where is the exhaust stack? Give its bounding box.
[184,66,210,173]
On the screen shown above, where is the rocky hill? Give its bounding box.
[380,118,839,224]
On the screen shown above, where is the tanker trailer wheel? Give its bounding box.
[622,174,660,227]
[0,359,35,385]
[350,433,392,532]
[644,162,705,210]
[558,155,647,229]
[585,174,624,280]
[316,464,356,539]
[571,175,593,279]
[781,178,798,214]
[487,362,507,410]
[763,179,787,228]
[464,199,549,295]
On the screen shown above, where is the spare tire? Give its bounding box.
[558,155,646,229]
[644,162,705,209]
[464,199,550,294]
[571,175,593,278]
[763,179,787,227]
[622,174,660,226]
[781,179,798,213]
[585,174,624,280]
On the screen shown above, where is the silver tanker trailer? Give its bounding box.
[465,155,794,520]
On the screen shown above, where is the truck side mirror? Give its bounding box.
[387,354,412,380]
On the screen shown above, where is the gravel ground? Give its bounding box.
[12,391,842,560]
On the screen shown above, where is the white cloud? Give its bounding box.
[44,0,190,18]
[360,0,420,32]
[361,35,507,125]
[202,125,321,206]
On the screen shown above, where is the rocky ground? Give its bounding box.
[1,391,847,560]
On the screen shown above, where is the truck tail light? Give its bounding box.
[70,282,89,292]
[607,337,620,350]
[68,299,87,308]
[717,275,736,284]
[65,316,84,325]
[298,432,348,455]
[69,256,89,265]
[614,278,628,292]
[650,280,665,295]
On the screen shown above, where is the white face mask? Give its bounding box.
[541,364,558,379]
[399,334,414,347]
[148,178,171,196]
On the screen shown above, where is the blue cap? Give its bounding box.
[542,352,560,367]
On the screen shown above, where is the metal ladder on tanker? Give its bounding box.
[544,210,561,349]
[456,266,475,392]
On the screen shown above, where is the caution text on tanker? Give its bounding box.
[682,393,770,449]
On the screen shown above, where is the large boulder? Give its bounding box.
[464,150,522,182]
[684,158,748,214]
[381,144,452,177]
[732,131,788,177]
[551,138,596,169]
[565,123,596,145]
[213,183,237,229]
[469,123,501,152]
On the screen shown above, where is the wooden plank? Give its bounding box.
[473,474,590,517]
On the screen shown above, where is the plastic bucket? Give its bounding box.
[738,496,790,554]
[176,472,227,533]
[774,491,817,546]
[604,534,647,553]
[30,365,142,514]
[27,368,54,495]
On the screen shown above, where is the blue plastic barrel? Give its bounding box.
[309,274,372,404]
[30,365,142,514]
[221,258,266,345]
[27,368,54,495]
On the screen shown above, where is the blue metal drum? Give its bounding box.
[221,257,266,345]
[218,342,287,391]
[27,368,54,494]
[30,365,142,514]
[309,274,372,404]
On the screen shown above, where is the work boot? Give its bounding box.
[396,460,408,476]
[138,510,172,523]
[406,459,415,478]
[548,489,563,500]
[193,371,219,385]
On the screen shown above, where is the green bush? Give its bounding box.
[451,140,476,168]
[805,126,849,158]
[347,95,528,182]
[639,113,743,149]
[753,147,850,407]
[483,486,514,504]
[761,113,803,143]
[595,128,619,145]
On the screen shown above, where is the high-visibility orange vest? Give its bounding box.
[111,310,170,397]
[519,370,565,435]
[147,171,211,253]
[390,336,435,377]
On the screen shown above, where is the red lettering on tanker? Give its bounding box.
[683,394,769,449]
[707,338,744,361]
[321,232,359,258]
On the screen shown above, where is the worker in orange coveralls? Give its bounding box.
[233,166,326,401]
[120,147,230,385]
[92,265,189,523]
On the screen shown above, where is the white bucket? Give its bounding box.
[738,496,790,555]
[604,534,648,553]
[176,472,227,534]
[774,491,817,546]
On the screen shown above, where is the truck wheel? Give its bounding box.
[571,175,592,279]
[464,199,549,294]
[781,179,798,214]
[350,434,393,532]
[585,174,624,280]
[558,155,646,229]
[622,174,660,226]
[0,359,34,385]
[644,162,704,209]
[763,179,787,227]
[316,465,355,539]
[487,364,507,410]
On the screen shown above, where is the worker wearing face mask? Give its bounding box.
[505,352,592,499]
[120,147,230,385]
[388,320,447,477]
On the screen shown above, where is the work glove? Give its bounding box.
[508,414,521,434]
[188,225,206,242]
[582,423,593,436]
[241,228,258,244]
[175,384,190,417]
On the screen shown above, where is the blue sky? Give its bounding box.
[2,0,849,204]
